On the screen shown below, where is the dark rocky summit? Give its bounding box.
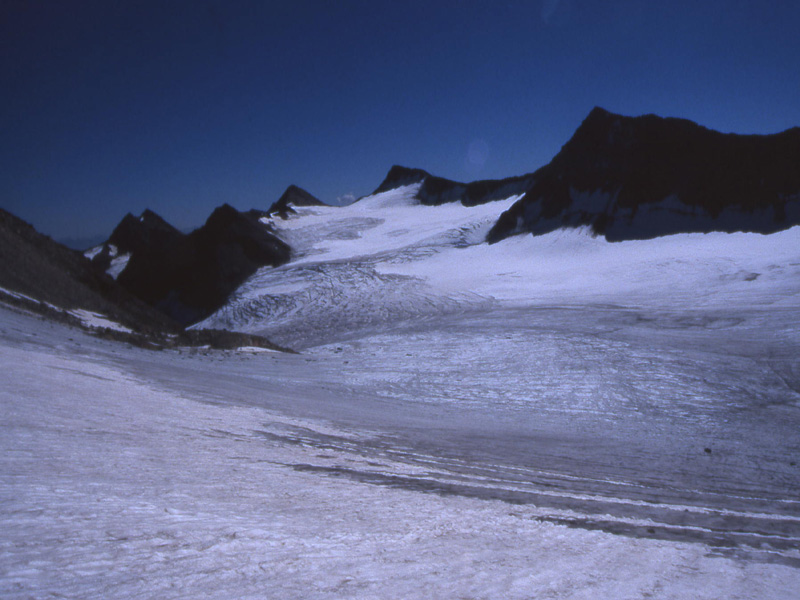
[90,209,184,272]
[108,209,184,256]
[374,165,535,207]
[373,166,430,193]
[487,107,800,242]
[266,185,325,218]
[113,204,291,325]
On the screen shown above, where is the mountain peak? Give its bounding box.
[266,185,324,218]
[373,165,430,194]
[203,203,275,234]
[585,105,613,122]
[139,208,168,224]
[276,185,324,208]
[108,209,183,255]
[0,207,179,333]
[110,202,291,325]
[206,203,239,223]
[365,164,537,208]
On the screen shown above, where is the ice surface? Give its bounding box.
[191,187,800,569]
[2,306,799,599]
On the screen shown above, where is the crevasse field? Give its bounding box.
[3,185,800,599]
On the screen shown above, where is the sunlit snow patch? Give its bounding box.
[68,309,133,333]
[236,346,280,353]
[83,244,104,260]
[83,244,131,279]
[1,286,134,334]
[106,253,131,279]
[0,286,47,306]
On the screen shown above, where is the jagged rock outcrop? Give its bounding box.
[373,166,430,194]
[373,165,535,207]
[90,209,185,273]
[114,204,291,325]
[108,209,184,256]
[487,107,800,242]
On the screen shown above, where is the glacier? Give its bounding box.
[2,183,800,598]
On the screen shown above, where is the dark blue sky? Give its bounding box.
[2,0,799,243]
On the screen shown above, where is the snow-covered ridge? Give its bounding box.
[272,184,518,263]
[195,185,524,346]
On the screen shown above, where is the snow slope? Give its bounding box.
[2,305,799,599]
[193,185,516,347]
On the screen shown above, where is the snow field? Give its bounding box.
[199,186,800,348]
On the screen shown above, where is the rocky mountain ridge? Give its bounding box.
[0,206,179,334]
[486,107,800,242]
[0,207,293,352]
[266,185,325,218]
[369,109,800,243]
[373,165,535,207]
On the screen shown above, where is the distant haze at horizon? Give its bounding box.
[2,0,799,242]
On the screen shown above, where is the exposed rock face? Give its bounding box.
[108,209,184,256]
[373,165,535,207]
[266,185,325,218]
[487,107,800,242]
[90,209,185,273]
[373,166,429,194]
[115,204,291,325]
[0,208,179,334]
